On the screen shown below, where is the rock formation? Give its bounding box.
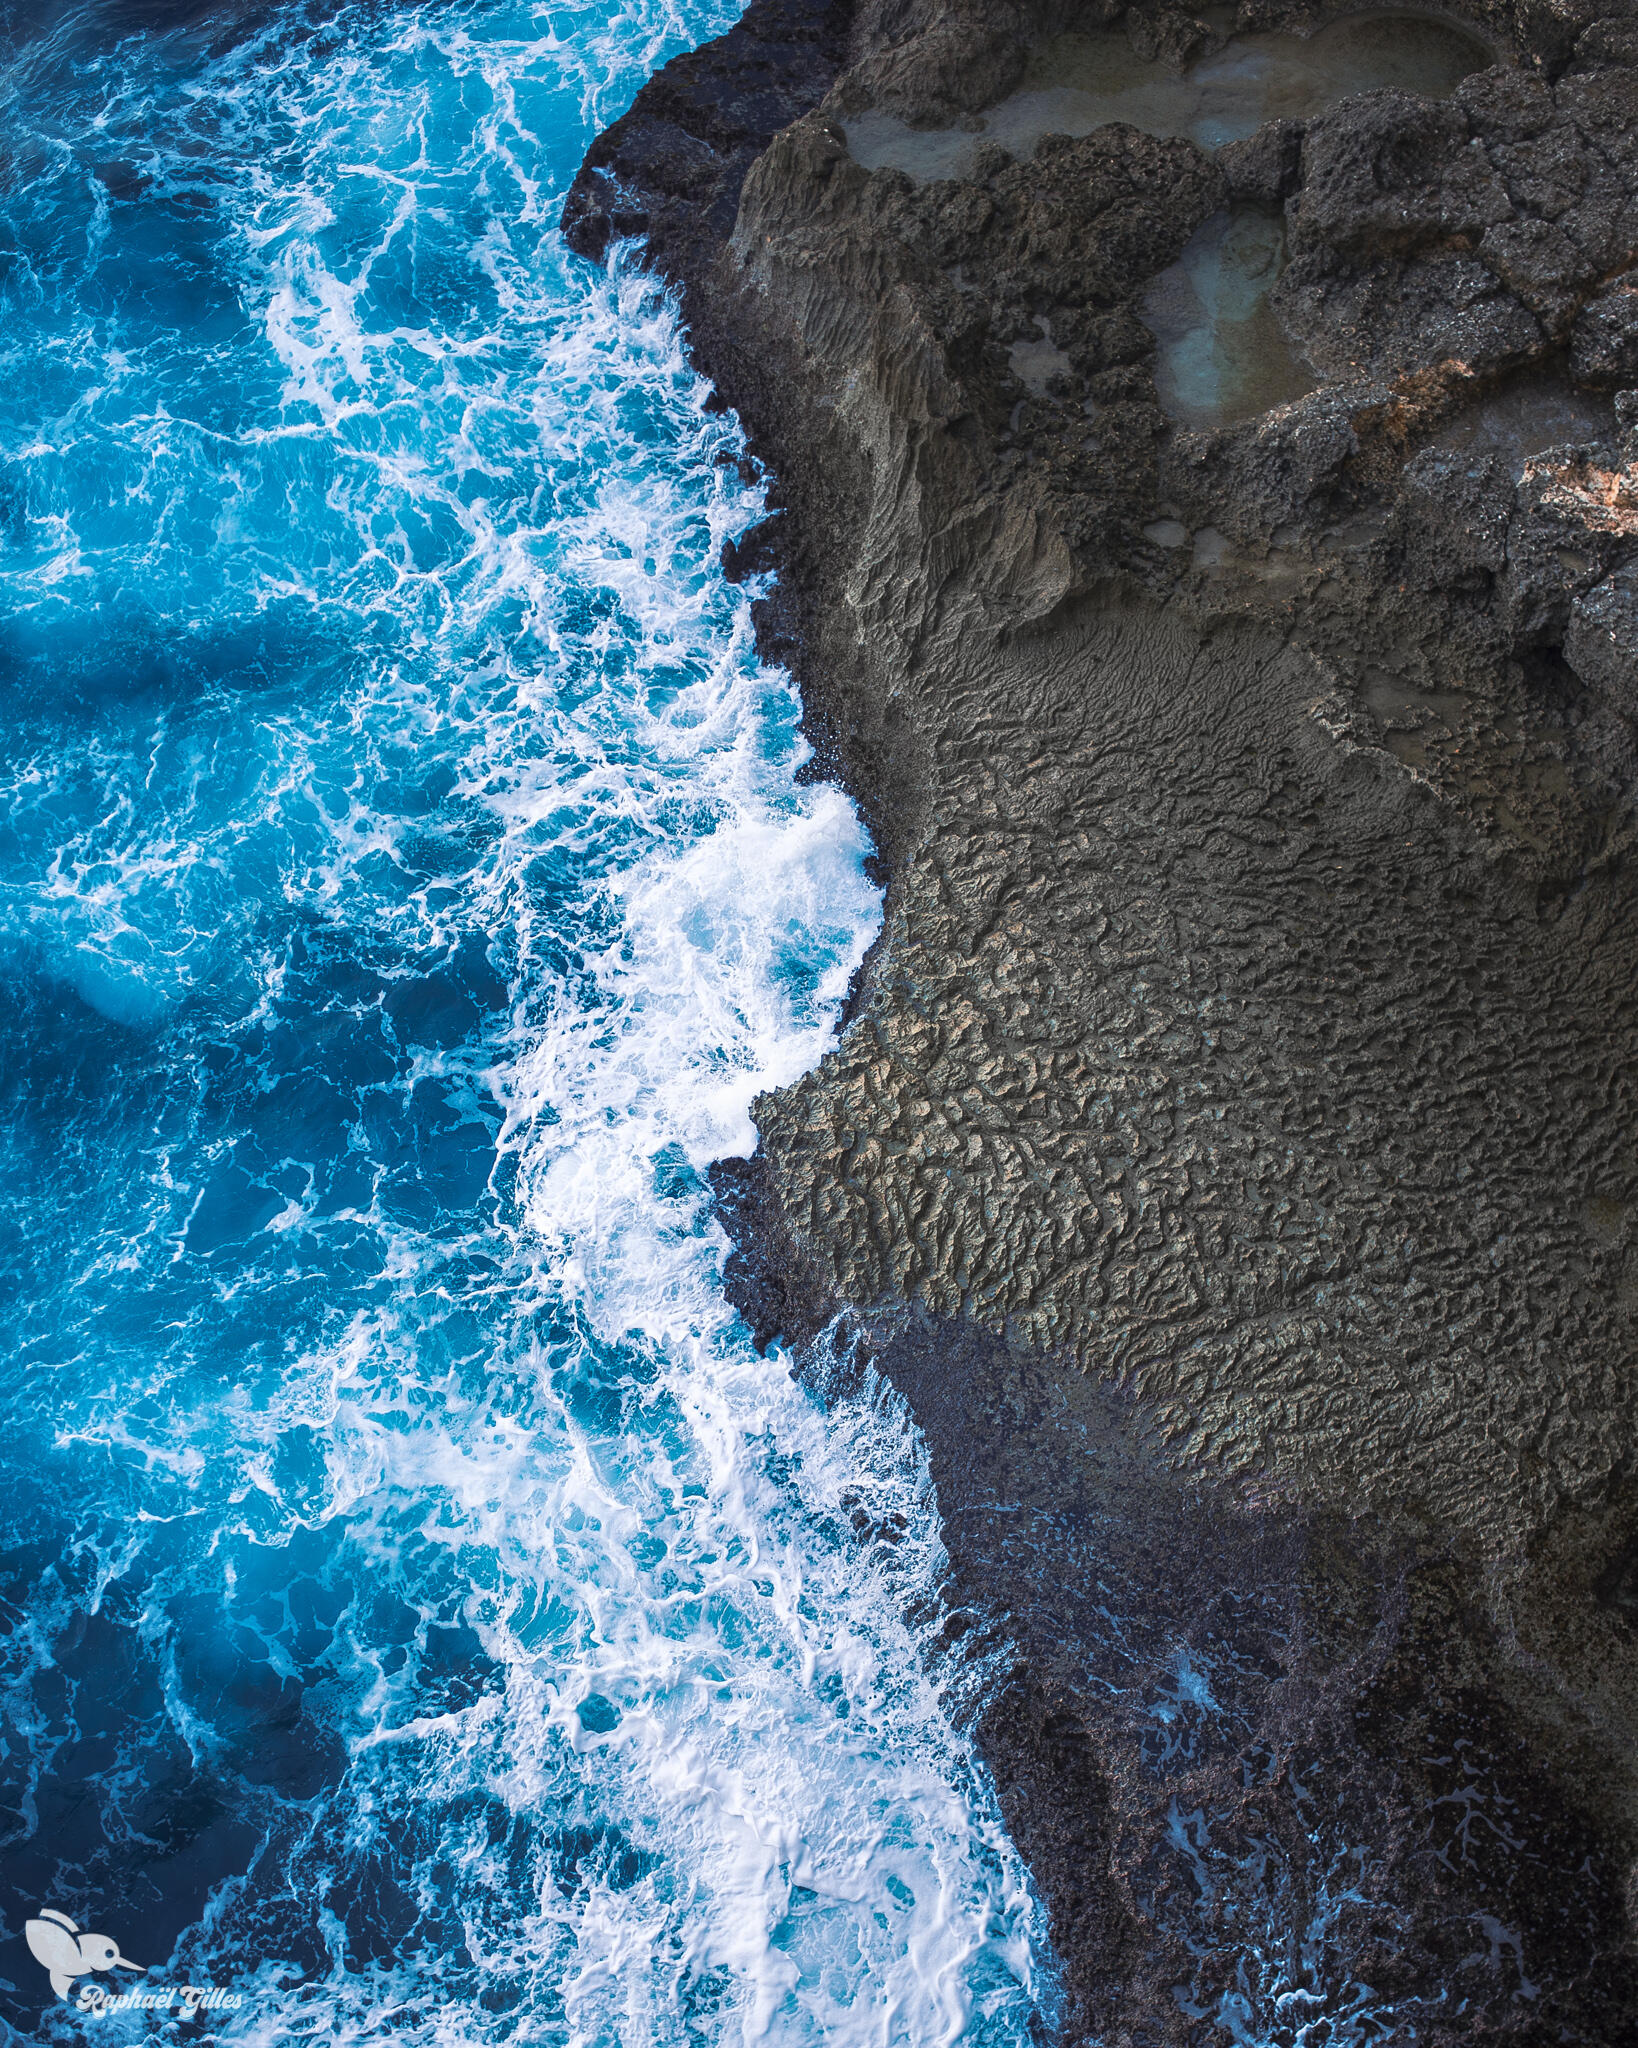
[566,2,1638,2036]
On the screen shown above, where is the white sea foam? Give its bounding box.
[259,241,1050,2040]
[0,3,1050,2043]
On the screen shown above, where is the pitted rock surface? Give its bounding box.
[616,0,1638,1545]
[753,607,1638,1540]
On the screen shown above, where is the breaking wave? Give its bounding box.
[0,1,1047,2039]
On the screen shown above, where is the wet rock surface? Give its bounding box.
[567,0,1638,2036]
[833,1321,1638,2042]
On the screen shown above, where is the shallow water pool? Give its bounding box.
[1143,207,1318,430]
[843,9,1493,180]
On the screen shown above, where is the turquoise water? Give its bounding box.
[0,2,1047,2039]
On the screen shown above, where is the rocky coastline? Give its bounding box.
[565,1,1638,2037]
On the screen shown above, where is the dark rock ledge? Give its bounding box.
[565,1,1638,2038]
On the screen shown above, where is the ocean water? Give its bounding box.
[0,2,1049,2039]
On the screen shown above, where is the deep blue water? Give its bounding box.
[0,2,1048,2038]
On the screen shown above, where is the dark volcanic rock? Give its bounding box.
[1568,558,1638,711]
[1572,275,1638,384]
[820,1319,1638,2045]
[562,0,853,271]
[1215,113,1304,206]
[567,0,1638,2037]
